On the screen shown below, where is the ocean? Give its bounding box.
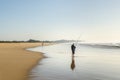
[28,43,120,80]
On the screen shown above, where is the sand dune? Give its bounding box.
[0,43,50,80]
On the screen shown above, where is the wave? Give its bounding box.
[78,42,120,49]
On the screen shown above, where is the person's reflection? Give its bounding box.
[71,56,75,71]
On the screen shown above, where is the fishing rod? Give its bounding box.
[75,34,82,46]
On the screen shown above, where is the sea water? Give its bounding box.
[28,43,120,80]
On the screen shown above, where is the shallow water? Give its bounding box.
[28,43,120,80]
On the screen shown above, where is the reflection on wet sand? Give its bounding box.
[29,43,120,80]
[71,56,75,71]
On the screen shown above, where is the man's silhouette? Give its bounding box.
[71,43,76,56]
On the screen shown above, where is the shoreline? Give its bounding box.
[0,43,51,80]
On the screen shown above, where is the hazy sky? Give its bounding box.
[1,0,120,42]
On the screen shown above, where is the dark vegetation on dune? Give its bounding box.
[0,39,80,43]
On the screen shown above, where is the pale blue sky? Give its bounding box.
[1,0,120,42]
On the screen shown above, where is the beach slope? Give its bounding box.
[0,43,49,80]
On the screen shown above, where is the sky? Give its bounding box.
[1,0,120,42]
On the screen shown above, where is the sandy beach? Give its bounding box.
[0,43,50,80]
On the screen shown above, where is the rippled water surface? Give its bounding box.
[28,43,120,80]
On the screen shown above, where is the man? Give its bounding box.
[71,43,76,56]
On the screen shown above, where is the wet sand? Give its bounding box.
[29,43,120,80]
[0,43,50,80]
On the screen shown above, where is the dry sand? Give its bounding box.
[0,43,51,80]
